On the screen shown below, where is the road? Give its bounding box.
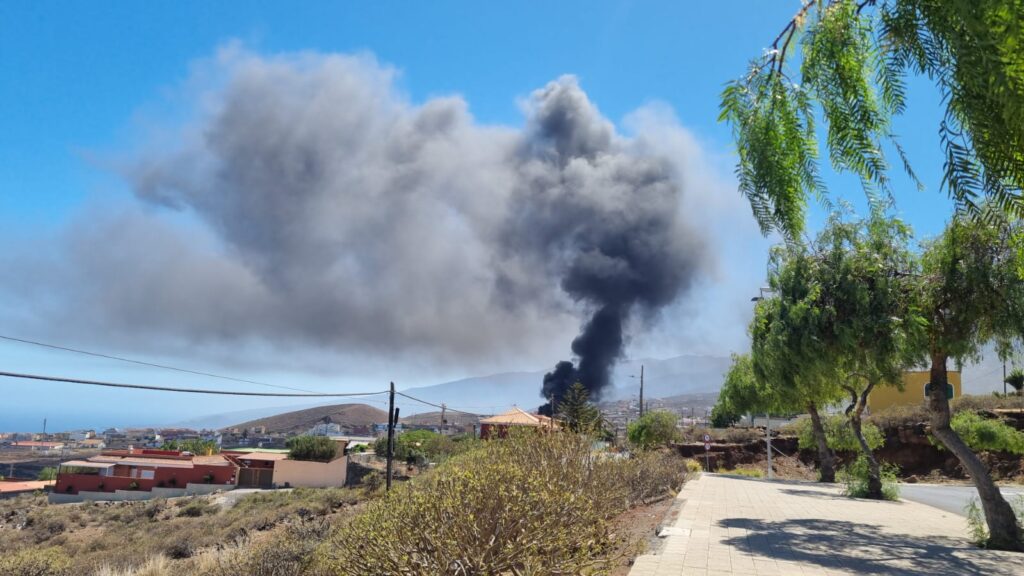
[900,483,1024,517]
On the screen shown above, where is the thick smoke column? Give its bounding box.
[0,49,707,380]
[503,79,704,414]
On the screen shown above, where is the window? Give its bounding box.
[140,470,155,480]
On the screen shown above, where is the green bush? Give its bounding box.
[37,467,57,481]
[0,547,72,576]
[372,429,480,465]
[315,431,689,574]
[839,456,899,500]
[286,435,338,462]
[627,411,679,450]
[791,415,884,452]
[948,411,1024,454]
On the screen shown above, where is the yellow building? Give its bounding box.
[866,370,961,412]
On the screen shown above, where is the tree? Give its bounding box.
[287,435,338,463]
[161,438,219,456]
[912,216,1024,549]
[37,467,57,481]
[627,411,679,450]
[1006,369,1024,395]
[720,0,1024,238]
[557,382,603,434]
[814,212,919,498]
[749,240,846,483]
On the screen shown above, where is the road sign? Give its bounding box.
[704,442,711,451]
[703,434,711,442]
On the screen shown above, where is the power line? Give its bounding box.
[0,334,317,394]
[0,370,388,398]
[394,391,486,417]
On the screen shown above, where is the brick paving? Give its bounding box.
[628,473,1024,575]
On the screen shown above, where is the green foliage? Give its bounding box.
[839,455,900,500]
[949,411,1024,454]
[37,467,57,481]
[372,429,478,465]
[709,403,741,428]
[966,495,1024,548]
[557,382,603,434]
[0,547,71,576]
[627,410,679,450]
[793,415,885,452]
[917,217,1024,365]
[160,439,219,456]
[722,0,1024,236]
[286,435,338,463]
[315,431,691,575]
[1006,369,1024,394]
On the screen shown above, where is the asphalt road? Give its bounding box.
[900,483,1024,517]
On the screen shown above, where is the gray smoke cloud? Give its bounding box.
[1,48,709,382]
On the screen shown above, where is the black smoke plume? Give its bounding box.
[519,79,704,415]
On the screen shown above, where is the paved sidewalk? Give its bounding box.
[629,474,1024,575]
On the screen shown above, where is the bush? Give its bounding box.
[791,415,884,452]
[286,435,338,463]
[839,456,899,500]
[0,547,72,576]
[627,411,679,450]
[716,467,763,478]
[372,429,474,465]
[315,431,689,574]
[948,411,1024,454]
[37,467,57,481]
[952,393,1024,413]
[685,459,704,474]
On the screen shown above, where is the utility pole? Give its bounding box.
[639,365,645,418]
[386,382,395,492]
[766,413,773,480]
[1004,362,1008,395]
[440,403,446,435]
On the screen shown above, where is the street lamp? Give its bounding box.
[751,287,775,479]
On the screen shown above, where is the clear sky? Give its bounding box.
[0,1,1003,431]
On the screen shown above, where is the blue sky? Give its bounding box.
[0,2,994,431]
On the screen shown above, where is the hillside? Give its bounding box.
[401,410,481,427]
[229,403,388,434]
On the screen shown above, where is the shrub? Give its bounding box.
[839,456,899,500]
[952,393,1024,413]
[948,411,1024,454]
[287,435,338,463]
[866,403,931,429]
[127,481,139,491]
[685,459,704,474]
[37,467,57,481]
[177,499,219,518]
[627,411,679,450]
[791,415,884,452]
[717,427,763,444]
[0,547,72,576]
[314,431,687,574]
[716,467,763,478]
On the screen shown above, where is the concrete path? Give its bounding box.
[900,482,1024,517]
[629,474,1024,575]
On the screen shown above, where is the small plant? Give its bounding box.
[965,495,1024,548]
[36,467,58,481]
[684,459,704,474]
[127,481,139,491]
[838,456,899,500]
[203,474,214,484]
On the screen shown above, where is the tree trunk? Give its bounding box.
[929,352,1023,551]
[807,402,836,483]
[847,381,882,499]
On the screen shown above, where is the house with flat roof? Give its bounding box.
[50,448,238,503]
